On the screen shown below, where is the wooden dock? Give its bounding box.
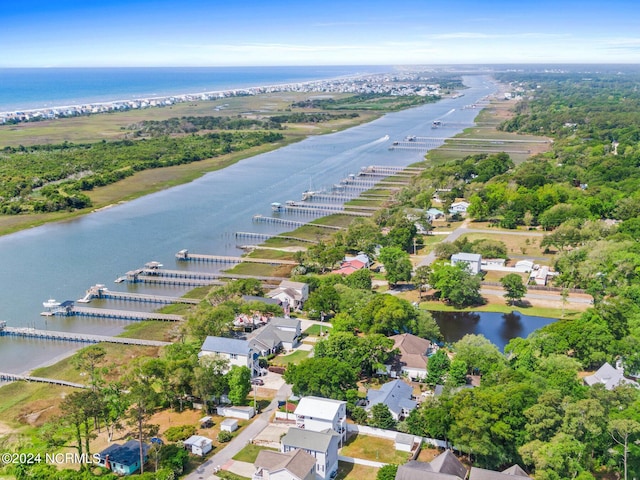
[275,205,372,217]
[284,201,379,212]
[0,372,86,389]
[119,267,286,285]
[0,325,171,347]
[78,284,200,305]
[235,231,319,244]
[175,250,298,265]
[252,215,344,229]
[45,303,183,322]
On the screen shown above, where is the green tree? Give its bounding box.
[305,284,340,319]
[413,265,432,299]
[453,334,506,376]
[283,357,357,400]
[609,418,640,480]
[500,273,528,305]
[369,403,396,430]
[426,349,451,387]
[447,359,468,387]
[378,246,413,287]
[226,366,251,406]
[430,262,483,307]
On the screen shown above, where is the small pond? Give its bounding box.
[431,310,558,350]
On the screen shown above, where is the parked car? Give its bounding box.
[251,378,264,386]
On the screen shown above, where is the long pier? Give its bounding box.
[175,249,298,265]
[119,267,286,285]
[0,326,171,347]
[274,205,372,217]
[235,231,319,244]
[252,215,344,229]
[45,303,183,322]
[78,284,200,305]
[0,372,86,389]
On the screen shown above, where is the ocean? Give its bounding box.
[0,66,387,113]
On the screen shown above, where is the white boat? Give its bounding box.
[42,298,61,309]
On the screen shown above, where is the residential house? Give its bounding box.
[583,362,639,390]
[183,435,213,456]
[344,253,371,267]
[221,418,239,432]
[365,379,417,421]
[395,450,467,480]
[426,208,445,222]
[199,336,260,377]
[281,428,340,480]
[267,280,310,311]
[254,448,316,480]
[389,333,434,380]
[469,464,531,479]
[451,252,482,275]
[530,265,550,286]
[331,259,367,276]
[217,405,256,420]
[294,396,347,441]
[449,200,470,214]
[96,440,149,476]
[250,317,302,355]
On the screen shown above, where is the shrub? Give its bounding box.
[218,430,233,443]
[164,424,197,442]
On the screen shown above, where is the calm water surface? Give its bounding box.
[432,310,557,350]
[0,75,497,373]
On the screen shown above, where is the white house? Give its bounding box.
[449,200,470,214]
[253,449,316,480]
[183,435,213,456]
[451,252,482,275]
[281,428,340,480]
[294,396,347,441]
[365,379,417,421]
[217,405,255,420]
[220,418,239,432]
[426,208,445,222]
[267,281,309,311]
[199,336,260,377]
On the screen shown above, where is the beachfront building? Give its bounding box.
[294,396,347,442]
[281,428,340,480]
[253,448,316,480]
[199,336,260,377]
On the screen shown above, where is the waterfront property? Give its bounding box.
[199,336,260,377]
[267,280,309,312]
[451,252,482,275]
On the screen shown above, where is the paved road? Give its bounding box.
[185,381,292,480]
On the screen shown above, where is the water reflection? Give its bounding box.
[431,310,557,350]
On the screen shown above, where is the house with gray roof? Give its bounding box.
[395,450,467,480]
[199,336,260,377]
[365,379,416,421]
[267,280,309,312]
[254,448,316,480]
[451,252,482,274]
[281,428,340,480]
[583,362,639,390]
[469,464,530,479]
[250,317,301,355]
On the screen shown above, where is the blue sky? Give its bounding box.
[2,0,640,67]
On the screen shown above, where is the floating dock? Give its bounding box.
[175,249,298,265]
[0,324,170,347]
[77,284,200,305]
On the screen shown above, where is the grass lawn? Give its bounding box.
[272,349,311,366]
[336,461,379,480]
[247,248,297,261]
[340,434,410,464]
[217,471,251,480]
[232,444,278,463]
[118,319,180,342]
[304,323,332,336]
[458,232,550,261]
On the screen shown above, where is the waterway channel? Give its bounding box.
[0,75,497,374]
